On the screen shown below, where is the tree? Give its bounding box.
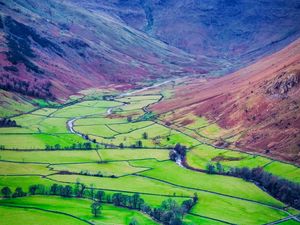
[50,184,58,195]
[132,193,140,209]
[127,116,132,122]
[193,193,198,204]
[216,162,223,173]
[1,187,12,198]
[129,217,139,225]
[61,185,72,197]
[12,187,26,198]
[174,144,187,159]
[181,199,194,213]
[29,185,38,195]
[142,132,148,139]
[95,190,105,202]
[91,202,101,217]
[206,163,215,174]
[136,140,143,148]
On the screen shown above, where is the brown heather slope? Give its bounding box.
[151,39,300,164]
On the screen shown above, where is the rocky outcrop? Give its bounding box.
[266,70,300,95]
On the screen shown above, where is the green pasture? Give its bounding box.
[48,174,193,197]
[98,149,169,161]
[191,191,287,225]
[0,196,157,225]
[136,160,284,207]
[0,162,50,175]
[74,125,117,138]
[50,161,146,177]
[264,161,300,183]
[74,117,127,126]
[0,205,86,225]
[0,133,88,150]
[0,150,100,163]
[186,144,271,170]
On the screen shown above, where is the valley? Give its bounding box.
[0,79,299,225]
[0,1,300,224]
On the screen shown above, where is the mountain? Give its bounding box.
[151,38,300,164]
[1,0,300,100]
[71,0,300,73]
[0,0,210,99]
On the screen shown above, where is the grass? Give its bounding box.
[1,93,299,225]
[50,161,146,177]
[0,90,35,117]
[0,205,87,225]
[74,125,117,138]
[0,150,100,163]
[0,196,158,225]
[191,191,287,225]
[98,149,169,161]
[108,121,154,133]
[264,161,300,183]
[0,133,89,149]
[48,174,193,197]
[51,106,107,118]
[74,117,127,126]
[183,214,225,225]
[0,162,50,175]
[0,176,54,192]
[186,144,271,170]
[278,219,300,225]
[32,108,57,116]
[117,95,161,103]
[138,160,284,207]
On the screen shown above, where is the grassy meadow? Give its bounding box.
[0,89,299,225]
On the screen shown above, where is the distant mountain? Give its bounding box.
[1,0,300,99]
[71,0,300,73]
[151,38,300,164]
[0,0,211,99]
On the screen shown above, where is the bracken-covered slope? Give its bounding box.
[151,38,300,164]
[72,0,300,73]
[0,0,210,99]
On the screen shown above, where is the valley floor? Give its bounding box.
[0,81,299,225]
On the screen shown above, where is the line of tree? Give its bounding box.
[1,182,198,224]
[45,142,96,150]
[205,162,300,209]
[0,118,18,127]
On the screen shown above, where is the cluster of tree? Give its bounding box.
[169,144,187,161]
[45,142,95,150]
[1,182,198,224]
[206,162,224,174]
[141,194,198,225]
[1,187,26,198]
[0,118,18,127]
[230,167,300,209]
[0,74,54,99]
[205,163,300,209]
[111,193,145,210]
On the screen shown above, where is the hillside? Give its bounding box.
[0,0,210,99]
[72,0,300,73]
[151,38,300,164]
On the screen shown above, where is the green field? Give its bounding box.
[0,91,299,225]
[0,196,157,225]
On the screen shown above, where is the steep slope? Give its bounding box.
[151,38,300,164]
[0,0,210,99]
[71,0,300,73]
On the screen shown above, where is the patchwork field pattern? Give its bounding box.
[0,90,299,225]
